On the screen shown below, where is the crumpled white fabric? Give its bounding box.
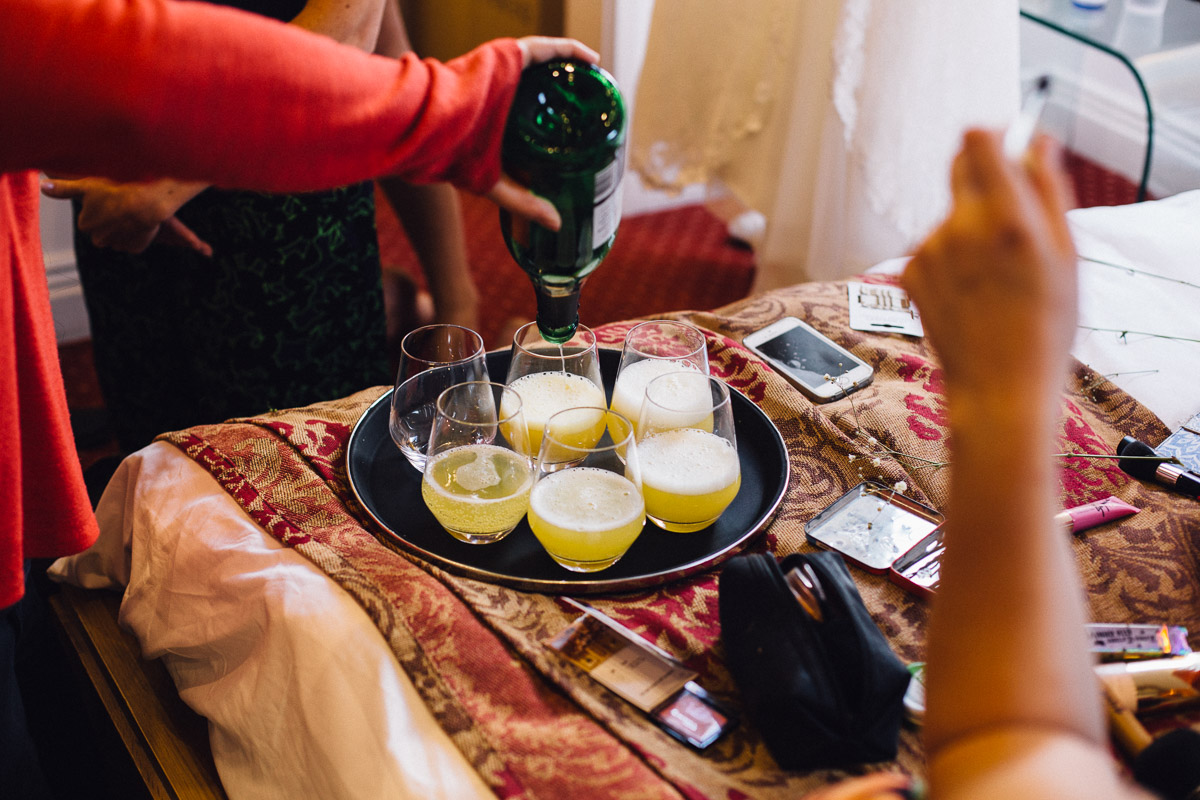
[866,190,1200,431]
[50,444,493,800]
[631,1,1019,287]
[832,0,1019,245]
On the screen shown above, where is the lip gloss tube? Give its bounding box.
[1055,496,1140,535]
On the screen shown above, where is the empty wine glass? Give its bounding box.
[389,324,488,471]
[421,381,533,545]
[504,321,605,456]
[396,323,487,385]
[528,407,645,572]
[636,373,740,532]
[610,320,709,442]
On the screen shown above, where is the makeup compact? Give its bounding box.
[804,482,945,598]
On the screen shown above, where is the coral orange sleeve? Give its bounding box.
[0,0,524,606]
[0,0,523,195]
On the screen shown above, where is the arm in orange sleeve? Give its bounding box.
[1,0,521,195]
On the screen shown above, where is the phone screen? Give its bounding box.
[756,325,854,389]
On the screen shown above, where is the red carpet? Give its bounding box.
[1063,149,1147,207]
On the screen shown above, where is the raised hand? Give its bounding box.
[901,130,1076,420]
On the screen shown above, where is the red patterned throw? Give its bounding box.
[162,280,1196,799]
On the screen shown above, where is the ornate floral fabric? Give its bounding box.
[162,279,1197,799]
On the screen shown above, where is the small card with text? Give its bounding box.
[848,282,924,337]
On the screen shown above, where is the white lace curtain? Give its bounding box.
[631,0,1020,289]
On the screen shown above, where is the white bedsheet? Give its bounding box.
[870,190,1200,431]
[50,443,493,800]
[1068,193,1200,432]
[50,191,1200,800]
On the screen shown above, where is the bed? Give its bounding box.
[51,190,1200,799]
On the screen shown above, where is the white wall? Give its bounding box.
[41,194,91,344]
[566,0,708,217]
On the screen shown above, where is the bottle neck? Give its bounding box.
[533,284,583,344]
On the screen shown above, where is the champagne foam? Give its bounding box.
[639,429,739,495]
[506,372,605,426]
[530,467,643,532]
[611,358,703,420]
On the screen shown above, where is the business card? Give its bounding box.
[848,282,924,337]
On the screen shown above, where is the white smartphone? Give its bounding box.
[742,317,874,402]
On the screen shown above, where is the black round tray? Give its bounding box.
[345,348,789,594]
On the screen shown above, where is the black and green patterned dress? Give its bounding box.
[74,0,390,453]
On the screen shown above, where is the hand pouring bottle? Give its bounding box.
[500,59,626,343]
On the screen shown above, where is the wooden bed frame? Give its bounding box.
[49,583,227,800]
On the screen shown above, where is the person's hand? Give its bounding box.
[901,130,1076,419]
[803,772,914,800]
[485,36,602,232]
[40,177,212,256]
[514,35,599,70]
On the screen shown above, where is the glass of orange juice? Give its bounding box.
[636,373,740,532]
[503,321,606,456]
[421,381,533,545]
[610,320,708,443]
[528,407,646,572]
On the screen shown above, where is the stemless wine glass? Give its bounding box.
[503,321,606,456]
[636,373,740,533]
[397,323,488,385]
[389,324,488,471]
[421,381,533,545]
[610,320,709,442]
[528,407,646,572]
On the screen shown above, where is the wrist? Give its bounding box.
[943,360,1068,433]
[945,386,1063,457]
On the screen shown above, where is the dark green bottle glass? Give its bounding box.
[500,59,626,343]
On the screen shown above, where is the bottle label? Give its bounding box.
[591,147,625,246]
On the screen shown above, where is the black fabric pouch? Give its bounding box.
[718,551,911,770]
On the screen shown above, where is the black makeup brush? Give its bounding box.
[1104,684,1200,800]
[1116,436,1200,499]
[1134,728,1200,800]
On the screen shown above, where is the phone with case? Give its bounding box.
[742,317,874,402]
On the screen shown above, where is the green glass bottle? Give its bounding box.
[500,59,626,343]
